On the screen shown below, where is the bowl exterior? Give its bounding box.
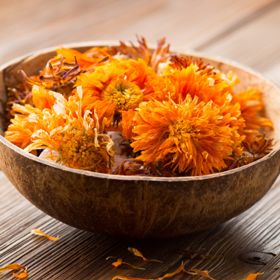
[0,140,279,238]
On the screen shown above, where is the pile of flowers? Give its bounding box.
[5,37,273,176]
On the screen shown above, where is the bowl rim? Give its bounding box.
[0,40,279,182]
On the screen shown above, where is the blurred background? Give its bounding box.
[0,0,280,87]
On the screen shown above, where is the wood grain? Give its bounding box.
[0,0,280,279]
[199,2,280,84]
[0,0,276,63]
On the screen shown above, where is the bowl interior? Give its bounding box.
[1,44,280,172]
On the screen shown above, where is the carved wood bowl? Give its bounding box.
[1,42,280,238]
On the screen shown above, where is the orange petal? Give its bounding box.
[128,247,162,263]
[187,269,215,280]
[112,258,123,268]
[157,261,187,280]
[31,229,60,241]
[32,85,56,110]
[0,264,25,273]
[244,272,264,280]
[12,270,28,279]
[0,263,27,279]
[111,258,145,270]
[112,277,149,280]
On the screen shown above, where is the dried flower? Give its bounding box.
[187,268,215,279]
[75,58,157,129]
[233,88,273,143]
[131,96,243,175]
[6,86,114,173]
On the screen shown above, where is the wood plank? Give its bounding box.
[197,3,280,85]
[0,0,276,64]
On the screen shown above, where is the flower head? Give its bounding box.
[75,58,157,128]
[131,96,243,175]
[6,87,114,173]
[233,88,273,134]
[161,64,236,105]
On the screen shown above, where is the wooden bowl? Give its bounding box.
[1,42,280,238]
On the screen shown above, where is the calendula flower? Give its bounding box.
[6,87,114,173]
[161,64,236,105]
[75,58,157,128]
[27,116,114,172]
[131,96,243,175]
[5,104,43,149]
[5,84,69,149]
[233,88,273,138]
[27,47,113,96]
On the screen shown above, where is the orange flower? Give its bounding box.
[5,104,43,149]
[27,47,112,95]
[6,87,114,173]
[75,58,157,128]
[233,88,273,141]
[162,64,236,105]
[28,116,114,173]
[5,84,68,149]
[131,96,243,175]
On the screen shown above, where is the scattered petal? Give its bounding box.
[0,264,25,273]
[12,270,28,279]
[244,272,264,280]
[0,263,27,279]
[157,261,188,280]
[31,229,60,241]
[111,258,145,271]
[128,247,162,263]
[187,268,215,280]
[112,276,151,280]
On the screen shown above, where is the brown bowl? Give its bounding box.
[1,42,280,238]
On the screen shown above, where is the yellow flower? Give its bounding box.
[5,104,43,149]
[75,58,157,128]
[27,116,114,173]
[131,96,243,175]
[6,87,114,173]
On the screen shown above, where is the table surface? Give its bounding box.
[1,0,280,279]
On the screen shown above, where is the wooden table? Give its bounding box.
[1,0,280,279]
